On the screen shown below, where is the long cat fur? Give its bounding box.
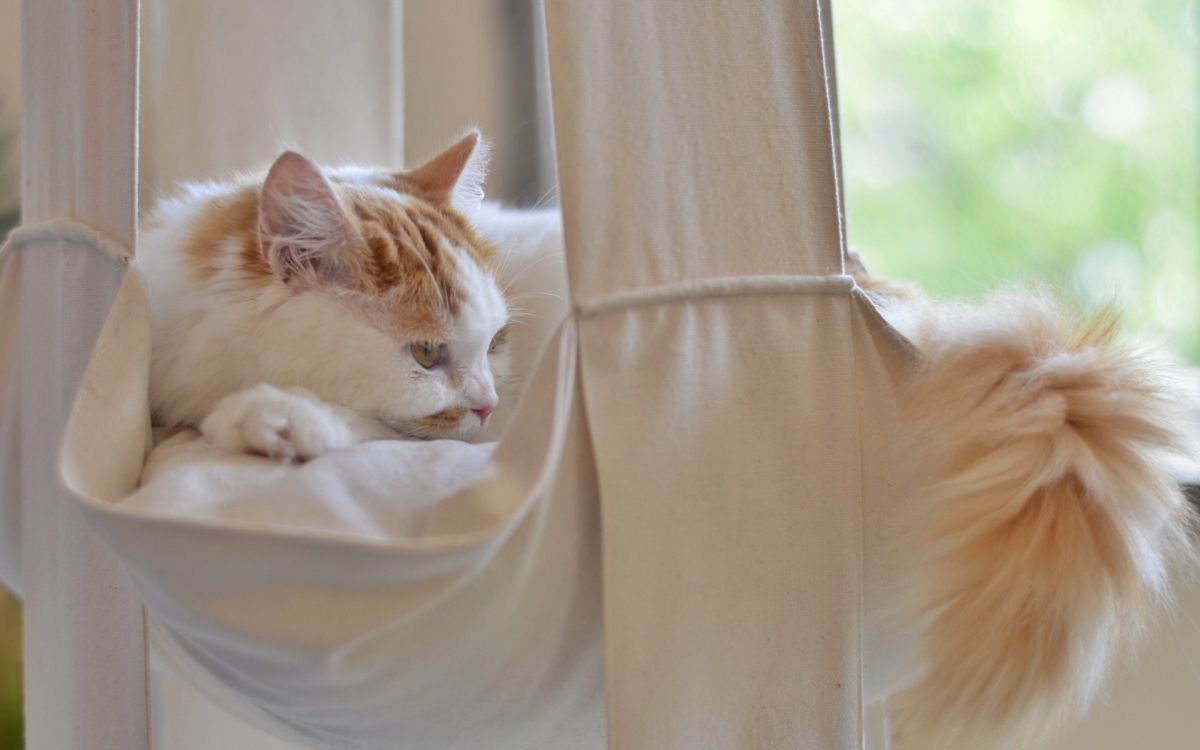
[855,254,1196,748]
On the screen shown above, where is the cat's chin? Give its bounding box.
[381,416,486,443]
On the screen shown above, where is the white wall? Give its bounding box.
[403,0,554,206]
[1032,565,1200,749]
[139,0,402,208]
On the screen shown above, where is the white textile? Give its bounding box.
[129,434,496,543]
[64,269,607,748]
[2,1,912,748]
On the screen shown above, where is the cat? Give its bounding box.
[853,250,1197,749]
[139,131,512,460]
[137,129,1195,749]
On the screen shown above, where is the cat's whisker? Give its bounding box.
[530,185,559,210]
[499,251,565,292]
[508,290,565,304]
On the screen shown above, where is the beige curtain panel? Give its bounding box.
[0,0,915,748]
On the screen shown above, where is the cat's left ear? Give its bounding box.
[259,151,363,290]
[400,129,490,213]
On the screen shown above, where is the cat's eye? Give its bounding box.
[410,341,443,369]
[488,326,509,354]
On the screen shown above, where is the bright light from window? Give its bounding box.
[834,0,1199,362]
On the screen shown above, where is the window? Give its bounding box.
[834,0,1199,362]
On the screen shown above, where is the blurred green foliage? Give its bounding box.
[0,597,19,750]
[834,0,1199,362]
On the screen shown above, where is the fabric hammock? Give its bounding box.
[0,0,914,747]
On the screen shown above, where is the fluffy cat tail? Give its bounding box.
[889,291,1196,749]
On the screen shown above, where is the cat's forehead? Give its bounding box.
[339,180,495,284]
[373,245,506,346]
[448,246,509,342]
[326,178,504,339]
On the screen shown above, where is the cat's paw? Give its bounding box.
[199,384,355,461]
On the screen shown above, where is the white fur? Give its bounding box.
[470,204,569,441]
[448,130,491,215]
[140,163,515,458]
[200,384,383,461]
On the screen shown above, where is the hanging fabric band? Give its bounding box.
[3,218,134,264]
[576,273,857,318]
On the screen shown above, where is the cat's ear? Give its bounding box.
[401,129,490,213]
[259,151,362,289]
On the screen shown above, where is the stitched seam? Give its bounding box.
[577,273,857,318]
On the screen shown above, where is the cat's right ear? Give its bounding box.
[399,129,490,214]
[259,151,362,289]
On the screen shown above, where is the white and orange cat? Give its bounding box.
[138,130,1195,749]
[140,131,511,460]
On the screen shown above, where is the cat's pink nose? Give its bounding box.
[472,405,494,423]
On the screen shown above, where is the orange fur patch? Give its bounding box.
[413,406,467,432]
[336,184,496,314]
[181,169,500,338]
[182,184,263,282]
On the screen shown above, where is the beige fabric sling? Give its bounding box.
[0,1,914,747]
[545,2,902,745]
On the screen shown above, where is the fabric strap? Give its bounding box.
[5,219,134,264]
[577,273,857,318]
[545,1,866,747]
[15,2,149,748]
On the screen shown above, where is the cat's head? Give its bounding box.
[253,131,508,440]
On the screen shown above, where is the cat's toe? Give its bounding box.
[239,408,300,461]
[199,384,353,461]
[199,399,292,460]
[279,403,353,460]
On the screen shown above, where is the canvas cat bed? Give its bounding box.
[0,1,915,748]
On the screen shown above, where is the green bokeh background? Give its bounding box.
[835,0,1199,362]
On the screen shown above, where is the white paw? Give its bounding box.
[199,384,355,461]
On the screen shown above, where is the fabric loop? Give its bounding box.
[575,273,857,318]
[4,218,134,264]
